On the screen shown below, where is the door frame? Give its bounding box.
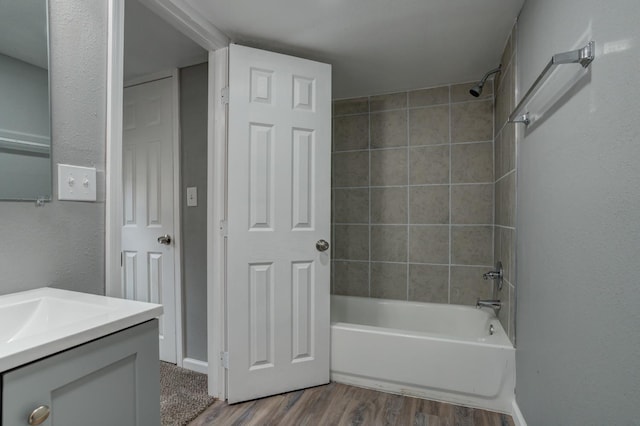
[105,0,229,393]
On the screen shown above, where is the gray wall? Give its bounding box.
[179,63,208,362]
[331,84,496,306]
[0,0,106,295]
[515,0,640,423]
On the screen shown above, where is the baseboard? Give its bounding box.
[182,357,208,374]
[512,399,527,426]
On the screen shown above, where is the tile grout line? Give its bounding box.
[447,84,453,304]
[333,139,494,155]
[367,95,372,297]
[406,91,410,301]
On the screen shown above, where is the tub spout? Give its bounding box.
[476,299,502,313]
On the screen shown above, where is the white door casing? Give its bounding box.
[122,77,177,363]
[226,44,332,403]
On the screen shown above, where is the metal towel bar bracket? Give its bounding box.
[508,41,595,125]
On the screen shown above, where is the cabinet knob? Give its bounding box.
[28,405,50,425]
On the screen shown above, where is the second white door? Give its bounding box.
[122,77,177,363]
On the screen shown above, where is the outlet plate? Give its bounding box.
[187,186,197,207]
[58,164,97,201]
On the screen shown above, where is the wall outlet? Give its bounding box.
[58,164,97,202]
[187,186,197,207]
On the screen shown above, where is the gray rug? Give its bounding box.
[160,362,215,426]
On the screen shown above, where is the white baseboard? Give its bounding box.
[512,399,527,426]
[182,357,208,374]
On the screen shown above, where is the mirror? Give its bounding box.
[0,0,51,201]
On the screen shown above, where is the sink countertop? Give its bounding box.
[0,287,163,372]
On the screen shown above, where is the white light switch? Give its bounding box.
[186,186,197,207]
[58,164,97,201]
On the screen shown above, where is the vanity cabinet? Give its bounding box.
[2,320,160,426]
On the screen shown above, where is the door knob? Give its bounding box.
[28,405,50,425]
[316,239,330,252]
[157,234,172,245]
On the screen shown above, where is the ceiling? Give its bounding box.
[185,0,524,98]
[0,0,48,69]
[124,0,207,82]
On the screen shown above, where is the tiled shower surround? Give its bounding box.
[494,23,518,343]
[331,82,496,306]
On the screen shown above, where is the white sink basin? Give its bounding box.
[0,287,163,372]
[0,297,116,344]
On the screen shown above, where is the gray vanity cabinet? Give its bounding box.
[2,320,160,426]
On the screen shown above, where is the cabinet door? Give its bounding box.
[2,320,160,426]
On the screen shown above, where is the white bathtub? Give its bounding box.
[330,295,515,414]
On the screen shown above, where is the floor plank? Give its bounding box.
[189,383,515,426]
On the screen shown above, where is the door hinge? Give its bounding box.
[220,351,229,369]
[121,251,123,267]
[221,87,229,105]
[220,220,228,237]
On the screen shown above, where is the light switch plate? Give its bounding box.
[58,164,97,201]
[187,186,197,207]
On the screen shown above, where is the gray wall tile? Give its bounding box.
[409,105,450,146]
[495,172,515,227]
[371,148,407,186]
[408,86,449,107]
[371,262,407,300]
[451,142,494,183]
[409,145,450,185]
[409,226,449,264]
[333,261,369,297]
[370,92,407,111]
[451,184,493,224]
[371,110,407,148]
[450,266,492,305]
[499,227,515,283]
[409,264,449,303]
[333,115,369,151]
[332,151,369,187]
[333,188,369,223]
[333,224,369,260]
[333,97,369,116]
[409,186,449,224]
[452,226,493,265]
[371,225,407,262]
[371,187,407,224]
[330,80,496,306]
[451,100,494,142]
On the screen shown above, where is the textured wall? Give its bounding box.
[331,83,496,305]
[0,0,107,295]
[515,0,640,423]
[179,63,208,362]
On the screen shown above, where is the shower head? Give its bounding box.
[469,65,502,97]
[469,83,484,97]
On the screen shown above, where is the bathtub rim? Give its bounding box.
[330,294,514,349]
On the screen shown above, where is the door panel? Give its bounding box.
[122,78,176,363]
[227,44,331,403]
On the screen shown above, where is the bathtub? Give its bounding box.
[330,295,515,414]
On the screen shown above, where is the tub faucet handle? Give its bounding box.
[482,261,503,290]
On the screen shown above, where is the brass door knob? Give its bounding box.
[28,405,50,425]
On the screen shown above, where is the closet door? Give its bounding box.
[226,44,331,404]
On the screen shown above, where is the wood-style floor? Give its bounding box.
[189,382,515,426]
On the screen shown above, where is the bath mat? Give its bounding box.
[160,362,215,426]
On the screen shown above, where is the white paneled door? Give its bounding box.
[122,78,176,363]
[226,44,332,403]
